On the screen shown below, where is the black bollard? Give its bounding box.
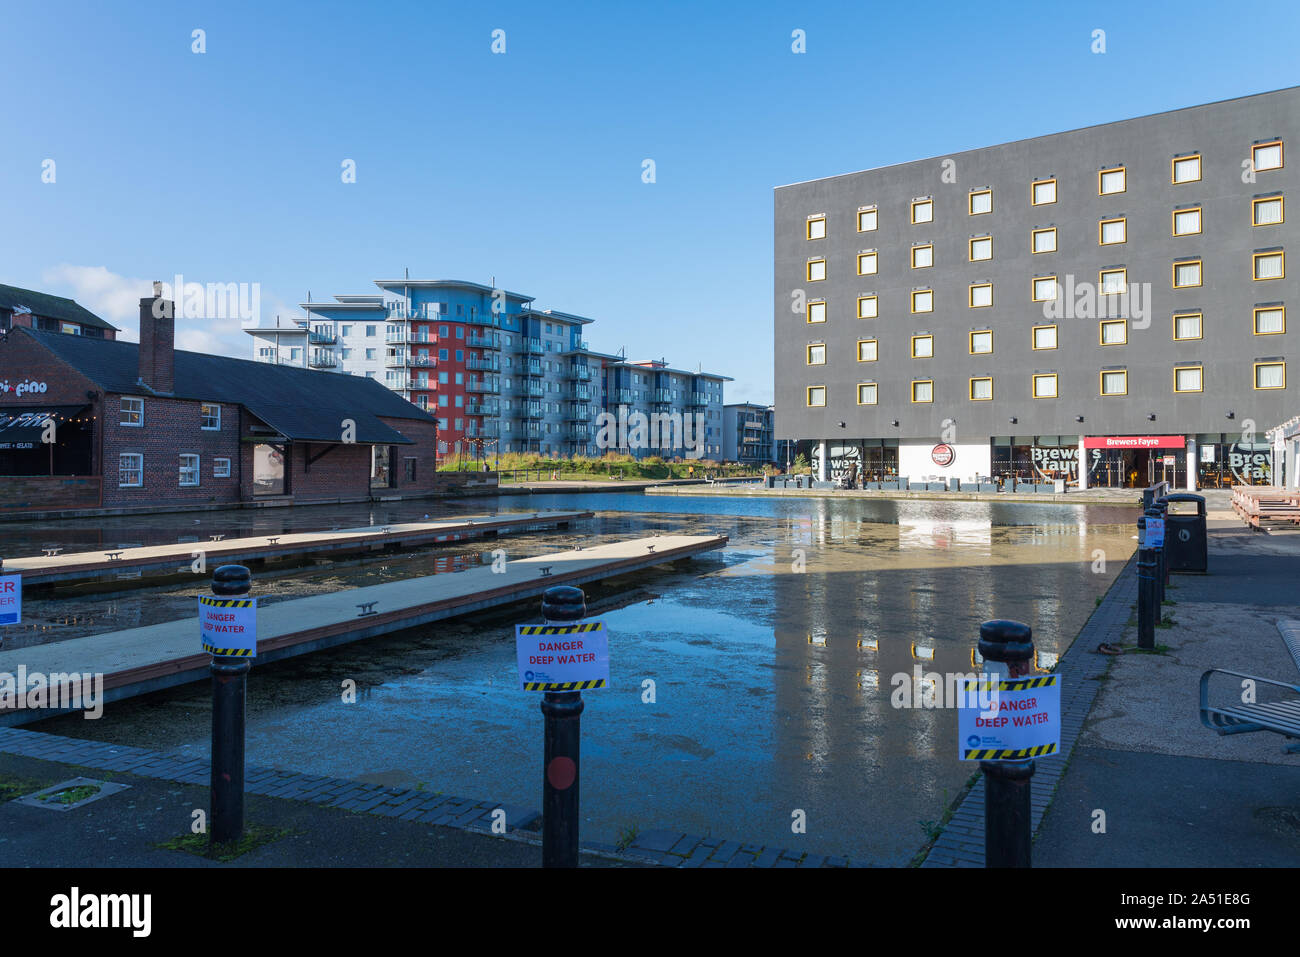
[978,619,1036,868]
[209,564,251,847]
[1137,546,1157,650]
[540,585,586,868]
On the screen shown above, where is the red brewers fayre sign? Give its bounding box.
[516,621,609,691]
[198,595,258,657]
[931,444,955,467]
[0,575,20,625]
[1081,435,1186,450]
[958,674,1060,759]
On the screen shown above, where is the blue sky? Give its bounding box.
[3,0,1297,404]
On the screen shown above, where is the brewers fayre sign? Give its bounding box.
[930,444,955,467]
[1081,435,1186,450]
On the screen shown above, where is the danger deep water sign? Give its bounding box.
[516,621,609,691]
[0,575,20,626]
[958,674,1061,760]
[198,595,258,657]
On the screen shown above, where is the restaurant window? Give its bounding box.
[200,403,221,430]
[179,454,200,487]
[119,453,143,487]
[120,397,144,427]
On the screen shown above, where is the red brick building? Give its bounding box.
[0,291,441,514]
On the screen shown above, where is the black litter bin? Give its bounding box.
[1160,493,1208,573]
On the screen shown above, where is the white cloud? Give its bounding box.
[41,263,153,341]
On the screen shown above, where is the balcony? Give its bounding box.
[523,359,544,377]
[565,404,593,421]
[743,418,765,430]
[687,392,709,407]
[521,403,544,419]
[521,382,544,398]
[467,357,499,373]
[653,388,673,405]
[309,353,337,368]
[568,424,591,441]
[309,330,337,345]
[467,422,500,439]
[384,353,409,367]
[568,385,592,402]
[523,337,543,354]
[467,402,499,417]
[467,377,501,394]
[612,388,634,405]
[524,423,542,438]
[467,332,500,350]
[568,365,592,381]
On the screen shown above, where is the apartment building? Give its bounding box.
[722,402,776,464]
[774,87,1297,489]
[248,278,728,460]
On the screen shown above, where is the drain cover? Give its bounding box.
[16,777,130,812]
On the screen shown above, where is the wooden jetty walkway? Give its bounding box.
[0,533,727,724]
[2,511,593,587]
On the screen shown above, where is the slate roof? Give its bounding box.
[16,329,435,445]
[0,284,118,331]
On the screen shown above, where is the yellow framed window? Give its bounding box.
[1172,259,1201,288]
[911,379,934,403]
[1254,361,1286,390]
[1032,276,1058,301]
[1172,154,1201,184]
[1253,141,1284,172]
[857,338,879,361]
[1032,325,1058,350]
[857,295,878,319]
[911,289,933,313]
[969,283,993,308]
[911,244,934,269]
[1099,319,1128,345]
[806,216,826,240]
[1174,366,1203,393]
[807,259,827,281]
[1032,373,1058,397]
[1173,312,1203,340]
[857,383,878,405]
[857,251,878,275]
[1172,207,1202,236]
[969,377,993,401]
[807,385,827,406]
[1100,268,1127,295]
[1254,306,1285,335]
[969,236,993,261]
[806,300,826,323]
[1031,227,1057,254]
[1253,251,1285,280]
[969,189,992,215]
[911,334,934,359]
[911,199,933,224]
[1100,370,1128,396]
[807,343,826,365]
[969,330,993,354]
[1099,218,1127,245]
[1031,178,1057,205]
[858,207,878,232]
[1098,166,1126,195]
[1253,196,1284,226]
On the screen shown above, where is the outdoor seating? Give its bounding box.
[1200,621,1300,753]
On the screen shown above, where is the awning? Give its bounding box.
[0,405,90,449]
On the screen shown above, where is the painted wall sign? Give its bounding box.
[1081,435,1187,450]
[931,444,955,467]
[516,621,609,691]
[0,380,48,397]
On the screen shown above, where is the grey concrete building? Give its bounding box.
[774,87,1297,489]
[722,402,775,464]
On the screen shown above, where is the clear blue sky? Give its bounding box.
[3,0,1297,404]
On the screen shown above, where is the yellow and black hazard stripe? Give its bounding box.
[966,674,1059,693]
[199,597,255,608]
[202,644,254,657]
[964,743,1057,760]
[522,679,606,691]
[518,622,602,636]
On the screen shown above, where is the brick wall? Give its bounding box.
[379,416,440,493]
[0,476,100,511]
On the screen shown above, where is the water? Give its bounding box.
[22,492,1136,864]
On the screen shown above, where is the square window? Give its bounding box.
[214,457,231,478]
[1253,197,1284,226]
[1101,370,1128,395]
[912,245,934,269]
[1099,218,1126,245]
[969,236,993,261]
[1172,260,1201,288]
[807,301,826,323]
[1254,306,1285,335]
[807,259,826,281]
[1174,366,1203,393]
[857,252,878,275]
[969,283,993,308]
[1098,167,1126,195]
[118,453,143,487]
[911,380,933,403]
[857,296,878,319]
[857,383,878,405]
[120,397,144,427]
[1173,207,1202,236]
[1032,373,1058,397]
[1032,276,1058,302]
[1253,251,1285,280]
[807,343,826,365]
[1032,325,1058,350]
[1173,312,1203,340]
[1101,268,1128,294]
[969,377,993,401]
[179,454,200,487]
[1032,179,1057,205]
[857,339,878,361]
[806,217,826,240]
[1255,361,1285,389]
[969,330,993,354]
[969,189,992,215]
[911,290,933,313]
[911,200,933,224]
[807,386,826,406]
[1172,154,1201,183]
[858,208,877,231]
[1100,319,1128,345]
[1032,227,1057,254]
[200,403,221,430]
[1253,141,1283,172]
[911,335,934,358]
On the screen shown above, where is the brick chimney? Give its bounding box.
[138,282,175,394]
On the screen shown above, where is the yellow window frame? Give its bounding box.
[806,343,826,365]
[857,383,878,405]
[1032,373,1058,397]
[1031,178,1057,205]
[1253,361,1286,390]
[969,189,993,215]
[968,235,993,261]
[1252,140,1284,172]
[911,334,934,359]
[857,338,879,361]
[911,244,934,269]
[969,283,993,308]
[910,379,934,403]
[1031,276,1058,302]
[969,377,993,401]
[1252,195,1285,226]
[1171,154,1202,184]
[857,295,878,319]
[806,385,827,406]
[911,289,933,313]
[1031,227,1057,254]
[1099,217,1127,245]
[910,199,933,225]
[1172,206,1202,236]
[857,251,878,275]
[1098,166,1126,195]
[1172,311,1203,341]
[969,330,993,354]
[1099,319,1128,346]
[806,216,826,240]
[1100,369,1129,396]
[807,259,827,282]
[1253,305,1286,335]
[1253,250,1285,281]
[1173,365,1203,394]
[806,300,826,323]
[1100,267,1128,295]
